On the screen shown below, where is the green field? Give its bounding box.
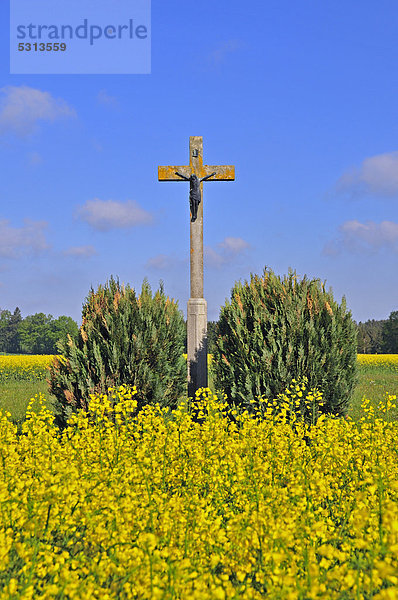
[349,356,398,423]
[0,355,397,429]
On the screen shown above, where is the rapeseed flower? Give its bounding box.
[0,384,396,598]
[0,355,55,383]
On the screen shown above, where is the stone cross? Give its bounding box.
[158,136,235,400]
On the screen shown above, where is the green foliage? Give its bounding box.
[0,309,12,353]
[206,321,218,355]
[18,313,78,354]
[381,311,398,353]
[356,319,386,354]
[355,312,398,354]
[51,316,79,351]
[212,266,358,424]
[0,308,22,353]
[48,276,187,429]
[0,308,78,355]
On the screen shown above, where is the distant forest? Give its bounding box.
[354,313,398,354]
[0,308,78,355]
[1,307,397,355]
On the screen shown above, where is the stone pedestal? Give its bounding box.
[187,297,208,400]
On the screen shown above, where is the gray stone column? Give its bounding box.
[187,297,208,400]
[187,136,208,399]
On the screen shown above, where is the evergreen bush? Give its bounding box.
[48,276,186,429]
[212,266,358,424]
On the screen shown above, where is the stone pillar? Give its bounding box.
[187,297,208,400]
[187,136,208,399]
[158,136,234,401]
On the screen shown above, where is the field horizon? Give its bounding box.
[0,353,397,428]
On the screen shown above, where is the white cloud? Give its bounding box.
[97,89,119,107]
[0,86,75,137]
[336,151,398,197]
[77,199,153,231]
[205,236,251,268]
[0,219,49,258]
[219,237,250,254]
[209,39,241,65]
[27,152,43,166]
[63,245,97,258]
[92,139,103,152]
[146,254,177,270]
[323,220,398,256]
[145,236,251,272]
[204,246,227,268]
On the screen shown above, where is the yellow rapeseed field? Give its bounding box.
[0,355,55,383]
[0,383,397,599]
[357,354,398,372]
[1,353,397,383]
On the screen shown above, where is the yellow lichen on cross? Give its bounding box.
[158,136,235,182]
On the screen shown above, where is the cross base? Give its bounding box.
[187,298,208,401]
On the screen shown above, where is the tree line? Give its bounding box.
[0,308,78,355]
[1,307,397,355]
[354,311,398,354]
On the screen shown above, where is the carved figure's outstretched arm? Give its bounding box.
[200,172,216,182]
[175,172,190,180]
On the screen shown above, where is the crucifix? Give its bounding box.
[158,136,235,400]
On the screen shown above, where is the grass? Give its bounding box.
[0,380,58,426]
[350,355,398,424]
[0,355,397,428]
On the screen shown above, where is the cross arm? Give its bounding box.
[159,164,235,182]
[201,165,235,181]
[158,165,191,181]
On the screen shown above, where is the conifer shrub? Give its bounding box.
[212,266,358,425]
[48,276,186,429]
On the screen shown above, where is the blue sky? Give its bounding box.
[0,1,397,325]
